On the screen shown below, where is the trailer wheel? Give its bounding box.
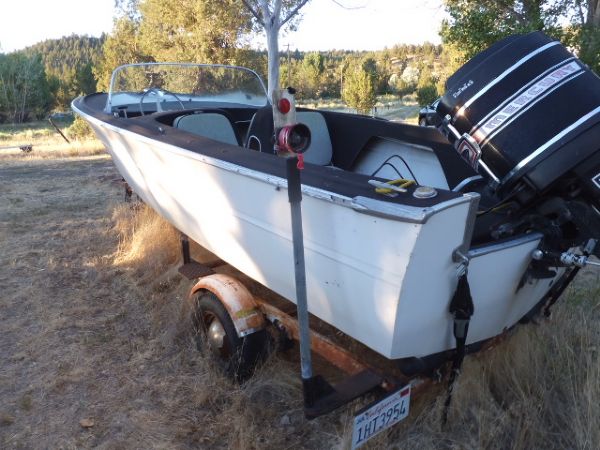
[192,291,267,381]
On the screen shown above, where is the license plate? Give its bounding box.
[351,385,410,449]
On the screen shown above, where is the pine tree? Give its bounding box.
[342,57,378,115]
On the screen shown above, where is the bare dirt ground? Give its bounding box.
[1,155,599,449]
[0,156,344,449]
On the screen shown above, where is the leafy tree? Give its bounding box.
[319,53,344,98]
[95,17,151,91]
[241,0,311,104]
[416,64,439,105]
[435,43,464,94]
[24,35,104,76]
[0,53,52,122]
[342,57,378,114]
[75,63,97,95]
[441,0,550,60]
[389,74,415,96]
[400,65,419,85]
[441,0,600,72]
[302,52,324,83]
[67,115,94,140]
[50,73,77,110]
[566,1,600,72]
[373,49,393,94]
[137,0,254,64]
[300,52,324,97]
[97,0,262,92]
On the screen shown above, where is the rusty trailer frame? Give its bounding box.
[180,245,437,418]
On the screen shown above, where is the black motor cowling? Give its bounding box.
[438,32,600,204]
[439,32,600,254]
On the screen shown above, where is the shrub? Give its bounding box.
[67,115,94,140]
[416,84,438,106]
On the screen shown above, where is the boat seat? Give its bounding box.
[246,107,334,166]
[297,111,333,165]
[245,106,274,153]
[174,111,239,145]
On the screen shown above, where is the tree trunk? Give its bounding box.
[265,19,280,105]
[588,0,600,26]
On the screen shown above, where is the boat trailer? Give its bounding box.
[178,234,434,418]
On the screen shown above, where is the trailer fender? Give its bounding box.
[189,274,265,338]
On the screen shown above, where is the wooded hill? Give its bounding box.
[2,0,599,124]
[0,33,443,123]
[24,35,105,73]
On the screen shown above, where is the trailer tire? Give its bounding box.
[192,291,267,381]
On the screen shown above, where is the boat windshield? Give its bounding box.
[105,63,268,114]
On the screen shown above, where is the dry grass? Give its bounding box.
[0,120,105,161]
[112,203,181,277]
[0,157,343,449]
[379,295,600,450]
[297,95,420,124]
[1,155,599,449]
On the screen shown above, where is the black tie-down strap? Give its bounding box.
[442,271,474,425]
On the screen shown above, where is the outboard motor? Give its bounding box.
[438,32,600,257]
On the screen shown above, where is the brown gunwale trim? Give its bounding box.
[74,94,463,209]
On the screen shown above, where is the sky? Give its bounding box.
[0,0,444,54]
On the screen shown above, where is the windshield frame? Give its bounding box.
[105,62,268,113]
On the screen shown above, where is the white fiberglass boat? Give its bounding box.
[73,32,600,374]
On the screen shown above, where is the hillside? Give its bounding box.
[24,35,106,111]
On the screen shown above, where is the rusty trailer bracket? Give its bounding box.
[178,233,216,280]
[256,299,397,418]
[303,370,384,419]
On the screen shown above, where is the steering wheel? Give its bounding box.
[139,87,186,115]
